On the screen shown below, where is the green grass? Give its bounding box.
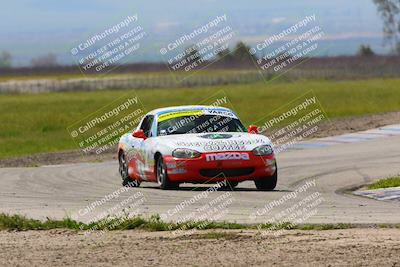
[2,213,398,232]
[0,213,83,231]
[368,176,400,190]
[2,213,397,232]
[0,213,245,231]
[0,213,366,232]
[296,223,353,230]
[1,78,400,158]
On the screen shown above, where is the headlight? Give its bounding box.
[253,145,273,156]
[172,148,201,158]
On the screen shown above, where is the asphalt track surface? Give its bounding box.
[1,128,400,225]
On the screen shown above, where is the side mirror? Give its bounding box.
[248,125,259,134]
[132,129,147,139]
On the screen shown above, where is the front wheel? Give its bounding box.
[254,168,277,191]
[119,152,140,187]
[156,156,179,190]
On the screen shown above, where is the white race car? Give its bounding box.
[117,105,277,190]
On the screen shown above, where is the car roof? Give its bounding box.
[147,105,234,116]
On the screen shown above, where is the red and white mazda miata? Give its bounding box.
[117,105,277,190]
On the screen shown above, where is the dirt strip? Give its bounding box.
[313,111,400,138]
[1,111,399,168]
[0,229,399,266]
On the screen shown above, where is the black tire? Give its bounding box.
[254,167,277,191]
[156,155,178,190]
[119,152,140,187]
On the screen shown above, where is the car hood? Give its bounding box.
[153,132,272,153]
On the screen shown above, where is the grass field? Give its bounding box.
[1,78,400,158]
[368,176,400,189]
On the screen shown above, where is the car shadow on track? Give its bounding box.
[138,185,291,192]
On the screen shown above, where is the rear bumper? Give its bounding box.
[164,152,276,183]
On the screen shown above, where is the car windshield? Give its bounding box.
[157,114,246,136]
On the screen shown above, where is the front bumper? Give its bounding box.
[164,151,276,183]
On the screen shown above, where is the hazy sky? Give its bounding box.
[0,0,385,66]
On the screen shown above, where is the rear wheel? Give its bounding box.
[156,156,178,190]
[119,152,140,187]
[254,167,277,191]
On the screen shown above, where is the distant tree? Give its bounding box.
[0,51,12,68]
[396,42,400,54]
[373,0,400,54]
[233,42,257,62]
[31,53,58,67]
[183,45,201,63]
[274,51,293,63]
[216,47,235,62]
[358,45,375,56]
